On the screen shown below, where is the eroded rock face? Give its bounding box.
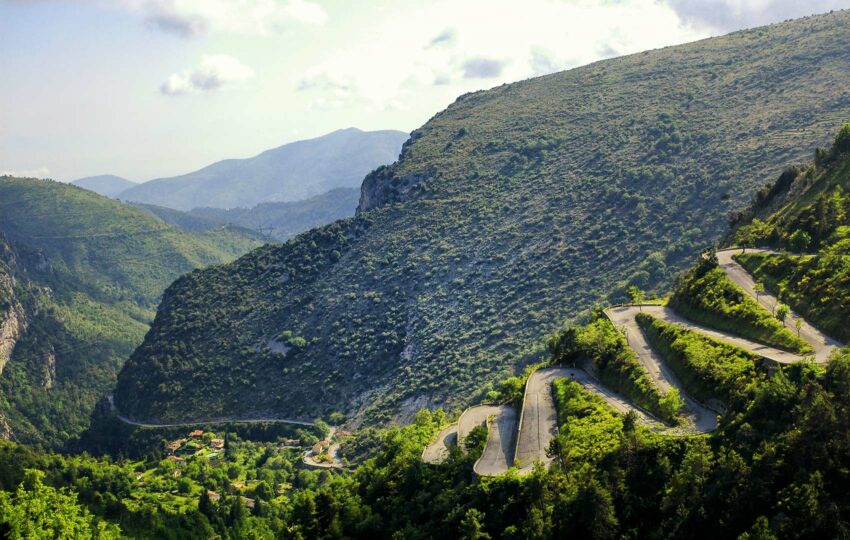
[0,272,26,378]
[42,348,56,389]
[0,413,13,440]
[356,166,431,214]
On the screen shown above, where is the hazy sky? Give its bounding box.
[2,0,849,182]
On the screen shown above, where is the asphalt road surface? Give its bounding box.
[717,248,843,362]
[472,405,517,476]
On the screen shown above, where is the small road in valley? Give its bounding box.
[717,248,843,362]
[108,395,316,428]
[303,427,345,469]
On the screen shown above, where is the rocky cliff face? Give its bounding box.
[0,266,25,378]
[356,130,432,213]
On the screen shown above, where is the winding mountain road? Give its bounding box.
[422,424,458,464]
[513,367,672,473]
[472,405,517,476]
[422,247,846,476]
[607,305,804,364]
[604,307,720,433]
[717,248,843,362]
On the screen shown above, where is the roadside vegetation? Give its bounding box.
[549,315,682,423]
[550,378,628,466]
[669,253,812,353]
[636,313,766,406]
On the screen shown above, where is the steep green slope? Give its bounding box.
[0,176,263,447]
[732,125,850,341]
[116,11,850,425]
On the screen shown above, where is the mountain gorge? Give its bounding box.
[114,11,850,427]
[0,177,263,447]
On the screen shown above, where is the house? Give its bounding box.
[188,430,204,439]
[312,440,329,454]
[207,490,221,503]
[165,438,186,453]
[210,438,225,450]
[166,455,186,466]
[337,430,352,438]
[241,497,256,510]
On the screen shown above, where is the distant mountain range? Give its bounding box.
[116,128,408,211]
[70,175,136,198]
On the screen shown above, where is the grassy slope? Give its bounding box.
[0,177,263,447]
[116,11,850,425]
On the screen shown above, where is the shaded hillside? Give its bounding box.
[0,177,263,447]
[191,187,360,240]
[119,128,408,210]
[71,175,136,198]
[115,11,850,426]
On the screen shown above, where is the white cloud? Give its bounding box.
[462,57,507,79]
[116,0,327,37]
[1,167,51,178]
[294,0,709,112]
[666,0,849,31]
[161,54,255,96]
[427,28,457,48]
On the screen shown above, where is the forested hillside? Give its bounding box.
[116,11,850,426]
[0,177,263,448]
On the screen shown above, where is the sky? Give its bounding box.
[2,0,849,182]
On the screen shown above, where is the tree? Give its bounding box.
[459,508,491,540]
[0,469,121,539]
[198,489,214,517]
[659,388,684,423]
[627,286,645,311]
[776,304,790,322]
[796,318,803,338]
[788,230,811,253]
[754,281,765,303]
